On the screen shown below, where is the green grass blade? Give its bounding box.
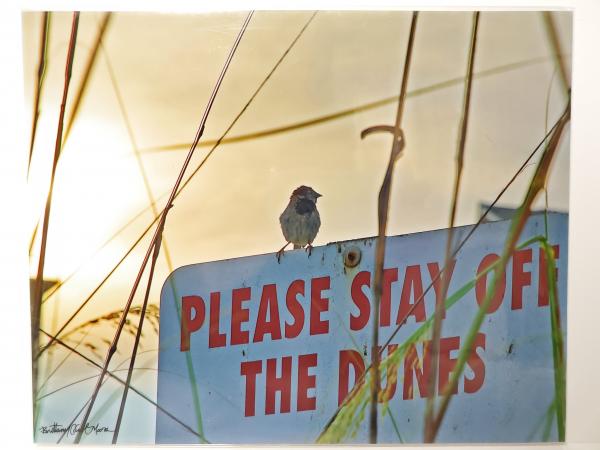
[540,240,565,440]
[387,407,404,443]
[318,230,566,444]
[318,259,495,444]
[526,400,554,442]
[429,99,569,439]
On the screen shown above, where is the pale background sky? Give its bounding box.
[3,0,600,446]
[24,10,570,325]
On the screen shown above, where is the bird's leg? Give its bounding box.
[276,241,291,263]
[306,243,314,257]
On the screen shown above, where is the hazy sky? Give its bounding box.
[23,10,571,443]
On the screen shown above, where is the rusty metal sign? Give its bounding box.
[155,213,567,444]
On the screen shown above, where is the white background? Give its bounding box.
[1,1,599,450]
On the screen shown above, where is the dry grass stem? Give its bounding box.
[62,12,112,146]
[424,11,479,443]
[362,11,418,443]
[31,11,80,430]
[430,99,570,439]
[27,11,51,175]
[72,12,254,443]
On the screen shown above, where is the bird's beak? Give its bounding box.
[316,192,323,198]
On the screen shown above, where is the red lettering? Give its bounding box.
[511,249,532,310]
[180,295,205,352]
[427,260,456,320]
[380,268,399,326]
[285,280,305,338]
[265,357,292,414]
[231,287,251,345]
[310,277,330,335]
[438,336,460,395]
[208,292,226,348]
[254,284,282,343]
[464,333,486,394]
[397,265,426,324]
[338,349,365,405]
[350,271,370,331]
[475,254,505,314]
[539,245,560,307]
[297,353,318,411]
[403,341,431,399]
[240,360,262,417]
[402,335,486,399]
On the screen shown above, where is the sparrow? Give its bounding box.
[276,185,322,263]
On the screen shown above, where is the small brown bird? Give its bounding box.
[276,185,322,262]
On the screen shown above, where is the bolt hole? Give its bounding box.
[343,246,361,268]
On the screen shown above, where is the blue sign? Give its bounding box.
[156,213,567,444]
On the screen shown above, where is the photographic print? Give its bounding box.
[24,9,571,444]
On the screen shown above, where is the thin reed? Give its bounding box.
[62,13,112,146]
[71,12,254,443]
[30,11,80,432]
[38,328,209,443]
[424,11,479,442]
[429,99,570,440]
[27,11,50,175]
[360,11,418,443]
[317,105,570,442]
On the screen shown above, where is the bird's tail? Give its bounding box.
[293,244,301,249]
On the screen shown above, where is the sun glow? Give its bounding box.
[28,113,146,282]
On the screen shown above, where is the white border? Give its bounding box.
[2,1,599,449]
